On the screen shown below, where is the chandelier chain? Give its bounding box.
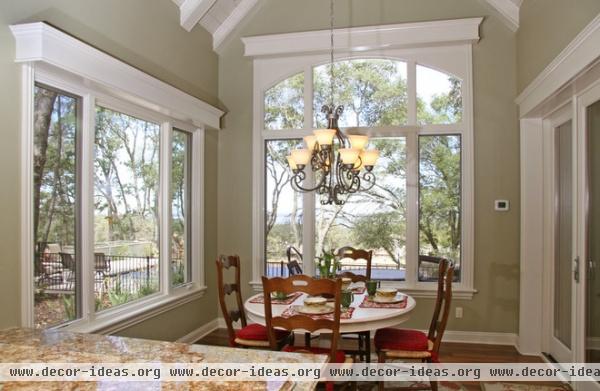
[329,0,334,107]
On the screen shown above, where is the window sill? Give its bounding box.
[55,284,207,335]
[250,280,476,300]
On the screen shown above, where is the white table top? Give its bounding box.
[244,291,416,334]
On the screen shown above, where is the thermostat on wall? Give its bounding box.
[495,200,510,211]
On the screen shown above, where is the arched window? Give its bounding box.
[248,20,477,297]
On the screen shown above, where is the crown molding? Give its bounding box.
[516,13,600,117]
[242,17,483,57]
[10,22,223,129]
[484,0,520,32]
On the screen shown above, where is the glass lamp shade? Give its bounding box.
[313,128,336,146]
[339,148,360,165]
[286,155,297,170]
[291,148,312,166]
[304,135,318,150]
[348,135,369,150]
[361,149,380,166]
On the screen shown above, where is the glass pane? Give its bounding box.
[418,135,461,281]
[94,107,160,311]
[587,99,600,363]
[555,120,572,349]
[264,73,304,130]
[265,139,303,276]
[315,137,407,280]
[33,85,80,328]
[313,59,408,128]
[417,65,462,125]
[171,129,192,286]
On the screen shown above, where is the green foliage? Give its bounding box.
[172,262,185,286]
[62,295,76,321]
[264,73,304,129]
[315,249,340,278]
[107,280,134,307]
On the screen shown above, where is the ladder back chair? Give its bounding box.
[262,275,351,391]
[374,259,455,391]
[336,246,373,362]
[216,255,291,348]
[286,246,304,275]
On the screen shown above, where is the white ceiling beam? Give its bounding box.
[178,0,218,32]
[485,0,520,32]
[213,0,258,51]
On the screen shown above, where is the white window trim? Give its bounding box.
[12,23,220,332]
[246,19,479,299]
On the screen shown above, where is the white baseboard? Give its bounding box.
[438,330,518,346]
[177,319,220,343]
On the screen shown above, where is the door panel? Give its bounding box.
[555,120,573,351]
[586,99,600,364]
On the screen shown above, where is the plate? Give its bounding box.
[371,294,406,304]
[295,304,335,315]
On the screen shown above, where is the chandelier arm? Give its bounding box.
[290,169,328,193]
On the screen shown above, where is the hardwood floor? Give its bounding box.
[196,328,542,364]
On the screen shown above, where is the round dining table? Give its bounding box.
[244,290,416,334]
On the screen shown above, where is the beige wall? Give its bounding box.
[517,0,600,93]
[218,0,521,333]
[0,0,219,340]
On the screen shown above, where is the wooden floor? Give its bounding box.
[196,328,543,364]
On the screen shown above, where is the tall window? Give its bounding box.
[33,84,80,328]
[254,49,473,293]
[94,107,160,311]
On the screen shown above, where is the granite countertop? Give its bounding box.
[0,327,328,391]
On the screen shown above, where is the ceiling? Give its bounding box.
[171,0,522,52]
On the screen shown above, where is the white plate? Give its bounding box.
[295,304,335,315]
[371,294,406,304]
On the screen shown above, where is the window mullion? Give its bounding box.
[407,61,417,126]
[81,93,96,321]
[405,132,419,286]
[302,65,315,276]
[160,123,172,294]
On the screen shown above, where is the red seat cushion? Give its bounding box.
[282,345,346,363]
[374,328,430,351]
[235,323,289,341]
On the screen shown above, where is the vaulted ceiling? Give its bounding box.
[171,0,522,52]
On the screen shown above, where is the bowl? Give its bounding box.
[376,288,397,298]
[341,277,352,290]
[304,296,327,307]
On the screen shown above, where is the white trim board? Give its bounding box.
[179,0,218,32]
[213,0,259,51]
[484,0,520,32]
[242,18,482,57]
[10,22,223,129]
[516,13,600,118]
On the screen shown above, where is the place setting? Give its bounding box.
[281,290,356,320]
[359,282,408,309]
[248,291,303,305]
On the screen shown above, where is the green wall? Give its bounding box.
[517,0,600,93]
[218,0,521,334]
[0,0,219,340]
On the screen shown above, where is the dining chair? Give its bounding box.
[217,255,291,348]
[336,246,373,362]
[286,246,304,275]
[262,274,352,391]
[374,259,454,391]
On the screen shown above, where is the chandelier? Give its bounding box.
[285,0,379,205]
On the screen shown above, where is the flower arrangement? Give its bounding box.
[315,249,340,279]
